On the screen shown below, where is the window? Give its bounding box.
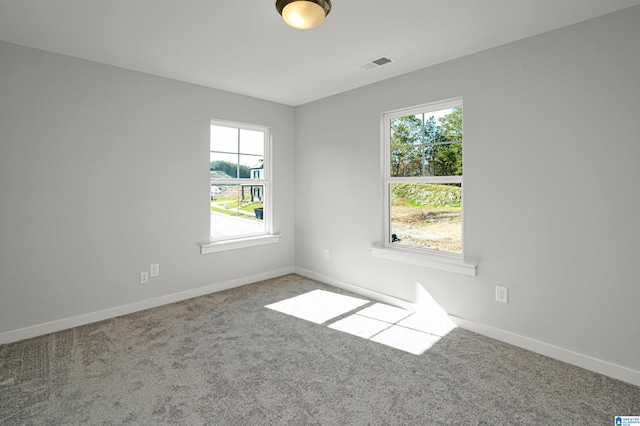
[383,98,463,256]
[202,120,279,254]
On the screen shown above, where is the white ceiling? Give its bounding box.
[1,0,639,106]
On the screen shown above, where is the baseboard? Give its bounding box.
[450,315,640,387]
[0,266,296,345]
[294,267,417,311]
[295,267,640,387]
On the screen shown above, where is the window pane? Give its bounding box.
[239,129,264,156]
[423,141,463,176]
[390,183,462,254]
[210,128,265,180]
[390,115,422,177]
[389,107,462,178]
[210,152,240,178]
[390,145,424,177]
[210,183,266,239]
[210,125,238,153]
[240,154,264,180]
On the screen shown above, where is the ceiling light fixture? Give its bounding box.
[276,0,332,30]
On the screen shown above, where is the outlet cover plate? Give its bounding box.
[496,285,508,303]
[150,264,160,277]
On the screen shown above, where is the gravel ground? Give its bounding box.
[391,206,462,253]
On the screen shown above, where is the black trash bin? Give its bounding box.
[254,208,264,220]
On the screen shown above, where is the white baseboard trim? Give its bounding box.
[0,266,296,345]
[450,315,640,387]
[294,267,417,311]
[295,267,640,387]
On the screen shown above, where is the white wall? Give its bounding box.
[295,6,640,378]
[0,41,296,336]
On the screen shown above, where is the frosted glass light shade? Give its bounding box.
[277,0,331,30]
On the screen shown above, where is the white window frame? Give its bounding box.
[372,98,476,276]
[201,120,280,254]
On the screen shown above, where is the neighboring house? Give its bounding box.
[243,159,264,202]
[209,167,263,202]
[250,159,264,180]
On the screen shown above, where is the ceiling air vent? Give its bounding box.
[356,56,394,71]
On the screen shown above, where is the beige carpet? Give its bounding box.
[1,274,638,425]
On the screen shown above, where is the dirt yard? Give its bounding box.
[391,206,462,253]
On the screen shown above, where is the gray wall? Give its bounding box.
[295,7,640,372]
[0,41,296,334]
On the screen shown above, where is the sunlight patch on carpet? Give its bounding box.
[370,324,443,355]
[267,291,456,355]
[328,314,390,339]
[265,289,369,324]
[329,303,455,355]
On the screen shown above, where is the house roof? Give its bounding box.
[210,170,232,179]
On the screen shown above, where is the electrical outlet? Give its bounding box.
[150,263,160,277]
[495,285,508,303]
[323,249,330,260]
[140,271,149,284]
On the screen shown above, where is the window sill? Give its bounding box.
[201,234,281,254]
[370,244,477,276]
